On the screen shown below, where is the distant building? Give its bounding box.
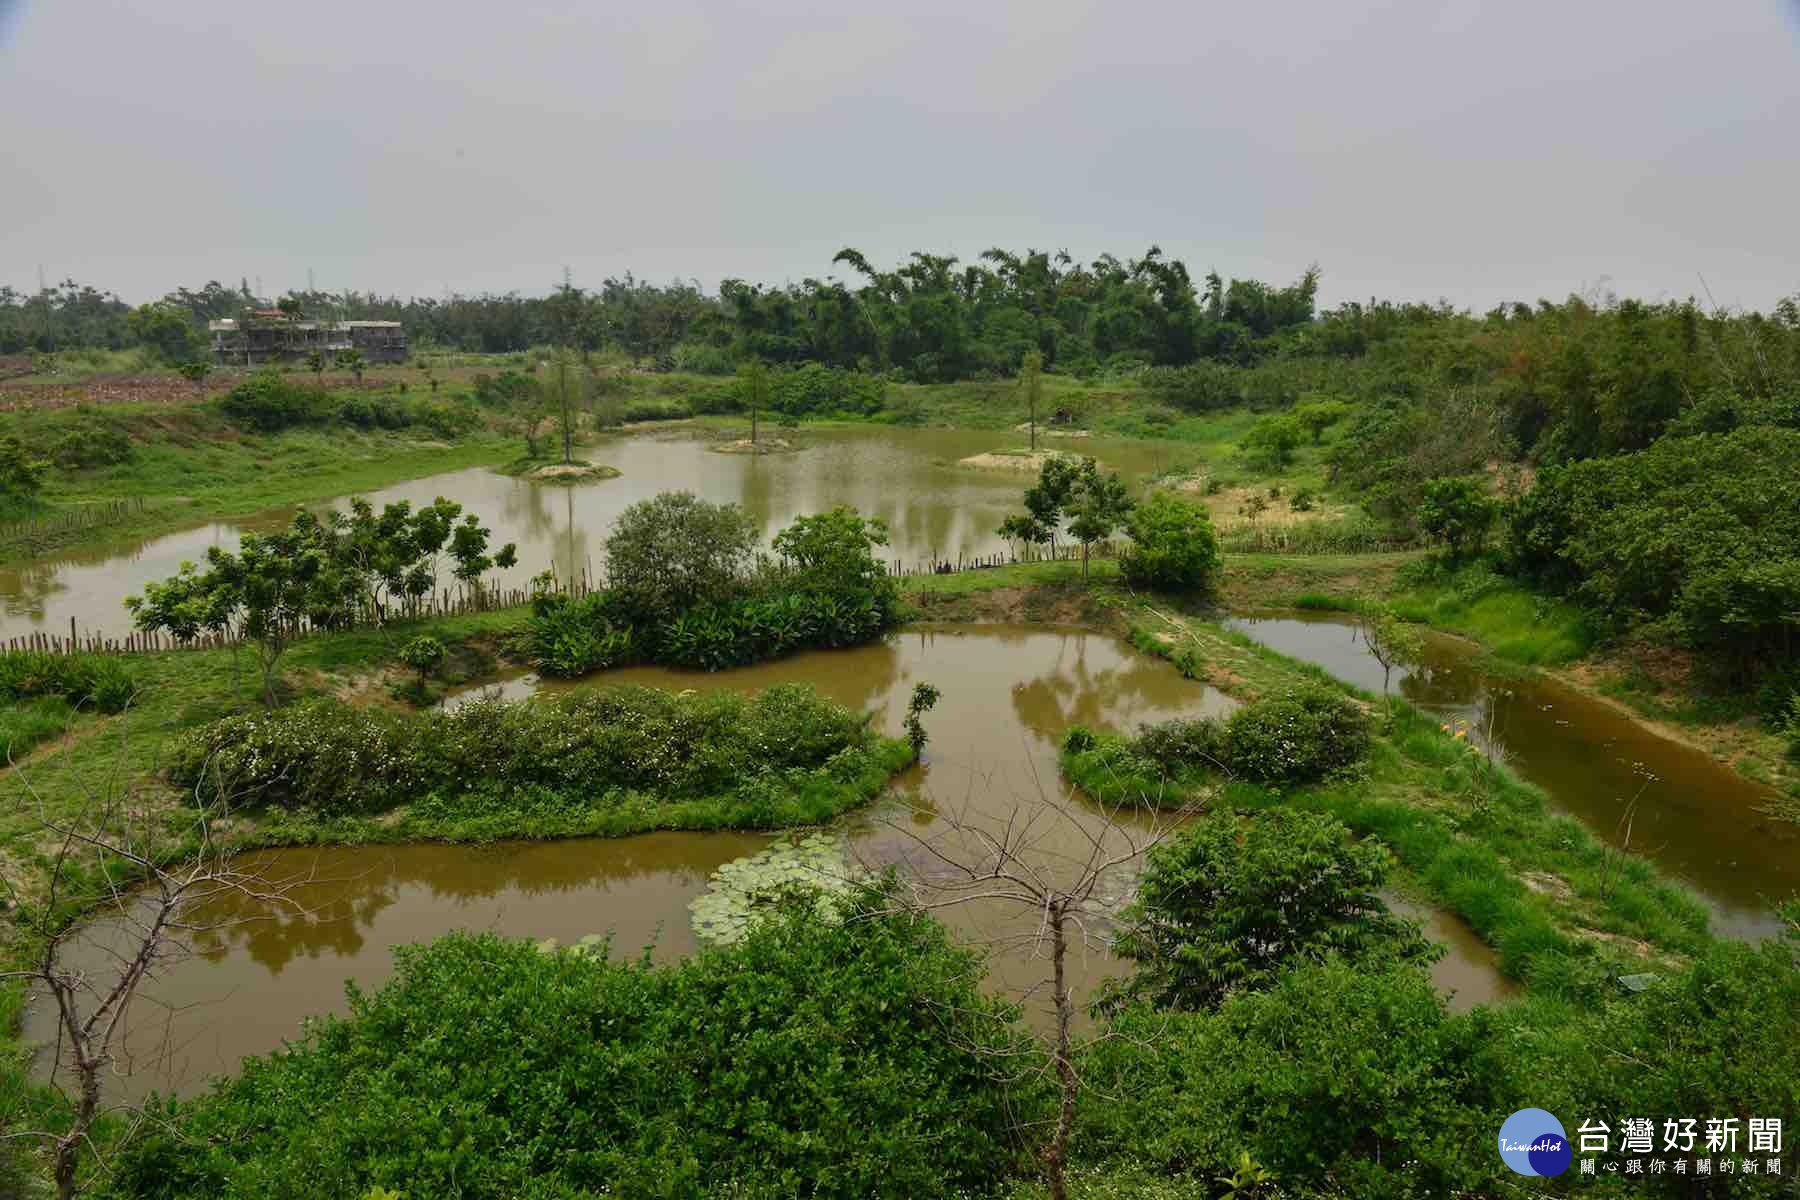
[208,311,408,366]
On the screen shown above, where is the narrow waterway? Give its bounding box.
[0,426,1189,642]
[1225,613,1797,938]
[25,624,1510,1102]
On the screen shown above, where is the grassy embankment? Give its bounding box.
[913,560,1723,991]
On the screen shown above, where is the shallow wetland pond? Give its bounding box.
[27,624,1509,1100]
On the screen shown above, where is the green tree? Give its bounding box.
[904,681,941,760]
[738,357,770,446]
[1360,603,1422,709]
[1242,413,1302,470]
[997,455,1079,559]
[1065,457,1135,580]
[177,357,211,400]
[1111,808,1438,1011]
[1293,397,1350,443]
[0,435,49,502]
[604,492,758,618]
[127,512,355,706]
[1120,491,1221,593]
[126,302,200,364]
[304,349,326,390]
[398,635,445,687]
[1417,476,1499,560]
[1020,349,1044,451]
[549,348,579,463]
[336,348,365,385]
[770,506,893,597]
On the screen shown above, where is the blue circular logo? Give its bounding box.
[1498,1108,1571,1177]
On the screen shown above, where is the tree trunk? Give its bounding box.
[1046,905,1075,1200]
[752,403,759,446]
[1081,542,1089,581]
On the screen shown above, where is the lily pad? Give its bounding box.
[688,834,868,946]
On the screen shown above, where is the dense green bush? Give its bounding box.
[530,500,901,676]
[169,683,890,822]
[0,650,134,713]
[108,915,1031,1199]
[1507,426,1800,679]
[219,370,322,431]
[48,420,134,469]
[1119,492,1221,594]
[1080,963,1508,1196]
[1140,362,1243,412]
[1110,809,1438,1010]
[1220,684,1370,786]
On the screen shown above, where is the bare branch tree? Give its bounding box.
[1,709,316,1199]
[859,760,1191,1200]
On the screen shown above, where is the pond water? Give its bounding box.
[1225,613,1798,939]
[0,426,1189,643]
[25,624,1507,1101]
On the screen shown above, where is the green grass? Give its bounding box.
[0,696,77,763]
[1389,570,1592,666]
[1084,602,1715,1001]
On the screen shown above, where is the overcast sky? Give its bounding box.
[4,0,1798,311]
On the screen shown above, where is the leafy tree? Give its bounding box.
[304,349,326,390]
[335,347,365,385]
[1361,603,1423,708]
[127,512,355,706]
[398,635,445,686]
[448,512,518,590]
[738,356,770,445]
[997,456,1078,558]
[1020,348,1044,450]
[904,681,941,760]
[1111,808,1438,1011]
[770,506,893,597]
[1241,413,1302,470]
[548,347,580,462]
[176,357,211,399]
[1293,397,1350,443]
[1065,458,1135,580]
[604,492,758,618]
[0,435,49,501]
[1119,491,1220,593]
[1417,476,1499,560]
[125,302,200,364]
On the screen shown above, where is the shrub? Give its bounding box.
[220,370,322,431]
[1081,963,1502,1196]
[1219,685,1369,786]
[1132,717,1224,774]
[110,915,1031,1199]
[1417,475,1499,560]
[1120,492,1221,594]
[0,651,134,713]
[49,421,134,469]
[169,684,886,822]
[0,435,49,500]
[604,492,758,620]
[1110,808,1438,1010]
[1241,413,1303,470]
[1140,362,1242,412]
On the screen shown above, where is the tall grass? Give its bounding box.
[1217,515,1413,555]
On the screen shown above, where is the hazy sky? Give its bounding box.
[4,0,1798,311]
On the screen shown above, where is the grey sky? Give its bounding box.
[4,0,1798,311]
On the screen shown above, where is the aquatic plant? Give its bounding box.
[688,833,868,945]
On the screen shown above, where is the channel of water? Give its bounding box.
[1225,613,1795,939]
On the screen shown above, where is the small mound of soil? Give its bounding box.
[957,448,1078,471]
[521,462,621,483]
[712,437,799,455]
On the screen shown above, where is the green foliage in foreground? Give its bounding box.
[170,683,910,836]
[1110,809,1440,1011]
[107,915,1033,1200]
[1082,939,1800,1198]
[0,651,135,714]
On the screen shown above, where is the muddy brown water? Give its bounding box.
[0,426,1190,642]
[23,624,1508,1102]
[1225,613,1797,939]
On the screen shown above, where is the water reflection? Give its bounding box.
[1226,613,1797,938]
[2,427,1181,642]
